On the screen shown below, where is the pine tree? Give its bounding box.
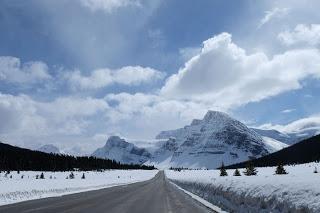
[81,173,85,179]
[233,168,241,176]
[243,163,258,176]
[69,172,75,179]
[220,162,228,176]
[275,164,288,175]
[40,172,45,179]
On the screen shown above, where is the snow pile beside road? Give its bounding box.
[0,170,157,206]
[166,163,320,212]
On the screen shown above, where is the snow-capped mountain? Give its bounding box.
[150,111,277,169]
[37,144,60,154]
[251,127,318,145]
[92,111,289,169]
[92,136,151,164]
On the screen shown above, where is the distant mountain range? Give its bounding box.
[92,111,300,169]
[37,144,60,154]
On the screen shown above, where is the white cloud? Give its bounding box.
[80,0,141,13]
[66,66,165,90]
[0,56,51,83]
[0,93,109,140]
[278,24,320,46]
[259,115,320,134]
[281,108,295,113]
[161,33,320,109]
[103,92,212,138]
[258,7,290,28]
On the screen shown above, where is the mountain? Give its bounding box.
[92,136,152,165]
[251,127,317,145]
[151,111,278,169]
[37,144,60,154]
[225,134,320,169]
[62,146,87,156]
[93,111,288,169]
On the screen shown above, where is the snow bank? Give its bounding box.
[0,170,158,206]
[166,163,320,212]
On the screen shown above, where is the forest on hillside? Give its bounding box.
[0,142,155,171]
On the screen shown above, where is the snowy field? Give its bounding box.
[0,170,158,206]
[166,162,320,213]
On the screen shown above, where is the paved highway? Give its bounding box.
[0,171,214,213]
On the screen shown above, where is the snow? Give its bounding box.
[150,110,273,169]
[166,163,320,212]
[170,181,228,213]
[92,136,151,164]
[0,170,158,206]
[262,136,288,152]
[37,144,60,154]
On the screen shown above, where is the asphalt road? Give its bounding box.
[0,171,214,213]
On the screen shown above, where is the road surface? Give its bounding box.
[0,171,214,213]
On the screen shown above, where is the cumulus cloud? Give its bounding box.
[0,56,51,83]
[161,33,320,109]
[80,0,141,13]
[258,7,290,28]
[278,24,320,46]
[103,92,212,138]
[66,66,165,90]
[0,93,109,139]
[259,115,320,134]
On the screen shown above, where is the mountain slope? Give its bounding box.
[151,111,275,169]
[225,134,320,168]
[37,144,60,154]
[92,136,151,165]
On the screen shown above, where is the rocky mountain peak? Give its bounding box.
[203,110,232,123]
[105,136,127,147]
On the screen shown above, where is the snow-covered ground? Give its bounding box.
[166,162,320,212]
[0,170,158,206]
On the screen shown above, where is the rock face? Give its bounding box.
[37,144,60,154]
[151,111,271,169]
[92,136,151,164]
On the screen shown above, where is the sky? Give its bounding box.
[1,0,320,154]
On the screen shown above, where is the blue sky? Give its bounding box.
[1,0,320,153]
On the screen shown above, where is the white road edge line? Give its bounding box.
[169,181,228,213]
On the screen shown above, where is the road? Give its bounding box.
[0,171,214,213]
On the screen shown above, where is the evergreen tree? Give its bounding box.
[81,173,85,179]
[220,162,228,176]
[275,164,288,175]
[69,172,75,179]
[40,172,45,179]
[233,168,241,176]
[243,163,258,176]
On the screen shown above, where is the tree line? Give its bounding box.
[0,142,155,171]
